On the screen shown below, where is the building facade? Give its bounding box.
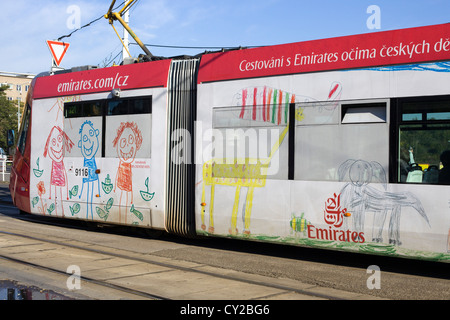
[0,71,35,104]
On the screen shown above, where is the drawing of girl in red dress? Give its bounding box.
[43,126,75,216]
[113,122,143,223]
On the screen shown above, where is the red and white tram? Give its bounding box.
[10,23,450,262]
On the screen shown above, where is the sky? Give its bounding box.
[1,0,449,75]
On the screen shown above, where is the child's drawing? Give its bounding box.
[43,126,74,216]
[338,159,430,245]
[33,158,44,177]
[140,177,155,202]
[48,96,81,124]
[201,83,341,236]
[78,120,101,219]
[36,181,47,214]
[102,175,113,194]
[113,121,143,223]
[201,125,288,236]
[290,212,310,237]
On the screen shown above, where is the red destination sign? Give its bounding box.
[198,23,450,83]
[33,59,172,99]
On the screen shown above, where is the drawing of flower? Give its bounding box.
[37,181,47,214]
[37,181,46,196]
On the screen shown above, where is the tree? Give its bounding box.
[0,86,19,152]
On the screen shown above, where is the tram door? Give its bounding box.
[165,59,199,236]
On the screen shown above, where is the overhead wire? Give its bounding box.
[104,50,123,67]
[56,0,261,64]
[125,0,140,14]
[131,43,243,50]
[57,1,127,42]
[100,42,123,67]
[130,43,262,51]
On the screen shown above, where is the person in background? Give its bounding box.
[438,150,450,185]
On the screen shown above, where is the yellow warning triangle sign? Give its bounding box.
[46,40,70,66]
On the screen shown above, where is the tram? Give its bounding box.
[9,23,450,262]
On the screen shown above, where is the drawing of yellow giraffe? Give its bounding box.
[201,124,290,236]
[200,82,340,236]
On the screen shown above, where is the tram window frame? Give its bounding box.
[294,99,389,182]
[64,97,152,118]
[107,97,152,115]
[392,95,450,185]
[341,102,387,124]
[64,100,105,118]
[211,105,290,180]
[64,96,152,158]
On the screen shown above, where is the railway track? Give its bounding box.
[0,209,387,302]
[1,201,449,301]
[0,228,356,301]
[0,249,166,300]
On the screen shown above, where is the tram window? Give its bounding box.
[396,98,450,184]
[107,97,152,115]
[212,106,289,180]
[294,100,389,182]
[83,101,104,117]
[295,123,389,181]
[295,101,340,126]
[65,103,82,118]
[402,100,450,121]
[17,104,31,155]
[213,106,285,128]
[341,103,387,123]
[108,100,128,115]
[64,101,105,118]
[64,96,152,158]
[129,98,152,114]
[65,97,152,118]
[105,97,152,159]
